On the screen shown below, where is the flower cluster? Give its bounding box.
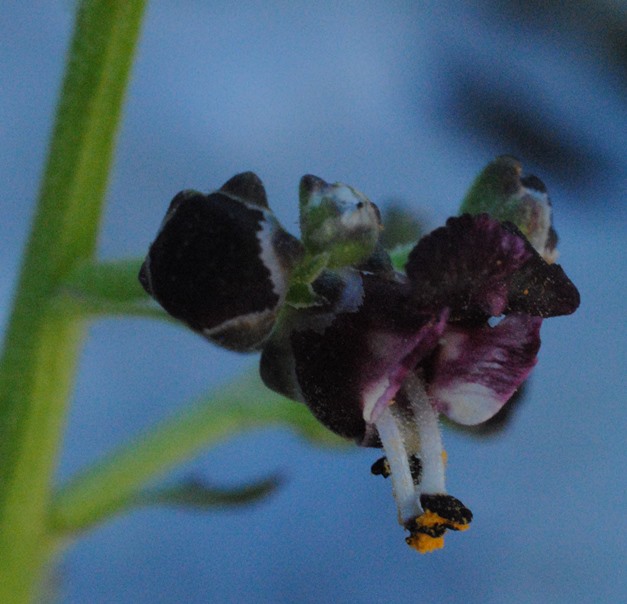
[140,156,579,553]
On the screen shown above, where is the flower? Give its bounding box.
[140,161,580,553]
[140,172,303,351]
[260,212,578,552]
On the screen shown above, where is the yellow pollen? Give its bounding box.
[523,288,529,295]
[424,509,469,533]
[406,507,472,554]
[441,450,448,466]
[417,510,447,528]
[406,532,445,554]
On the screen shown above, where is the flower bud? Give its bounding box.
[299,175,381,267]
[139,172,303,351]
[459,156,558,262]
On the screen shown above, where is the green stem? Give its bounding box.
[55,258,175,320]
[50,371,344,536]
[0,2,146,601]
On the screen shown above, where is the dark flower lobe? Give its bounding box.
[219,171,269,208]
[140,175,303,351]
[143,191,276,329]
[406,214,531,319]
[502,223,580,317]
[266,274,444,442]
[406,213,580,319]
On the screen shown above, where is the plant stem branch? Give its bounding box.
[0,2,146,601]
[50,371,345,536]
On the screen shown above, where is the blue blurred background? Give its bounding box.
[2,1,626,602]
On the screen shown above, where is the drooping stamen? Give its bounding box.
[373,377,472,553]
[373,403,423,524]
[370,456,391,478]
[403,373,446,494]
[399,374,473,553]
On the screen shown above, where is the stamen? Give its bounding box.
[406,494,473,554]
[404,373,446,494]
[373,403,422,524]
[410,456,423,482]
[373,377,473,553]
[370,457,391,478]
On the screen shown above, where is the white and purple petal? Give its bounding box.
[428,313,542,425]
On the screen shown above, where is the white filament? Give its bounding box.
[404,374,446,494]
[374,404,422,525]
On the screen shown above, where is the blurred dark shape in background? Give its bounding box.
[434,0,625,203]
[483,0,627,87]
[440,63,611,190]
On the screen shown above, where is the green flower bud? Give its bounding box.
[299,175,381,267]
[459,156,558,263]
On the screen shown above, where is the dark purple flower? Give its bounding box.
[261,213,579,552]
[140,173,303,351]
[140,166,580,554]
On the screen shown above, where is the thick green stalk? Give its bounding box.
[0,2,146,601]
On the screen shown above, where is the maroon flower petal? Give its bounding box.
[406,214,580,319]
[503,222,580,316]
[140,173,303,351]
[428,314,542,425]
[260,270,365,408]
[406,214,532,319]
